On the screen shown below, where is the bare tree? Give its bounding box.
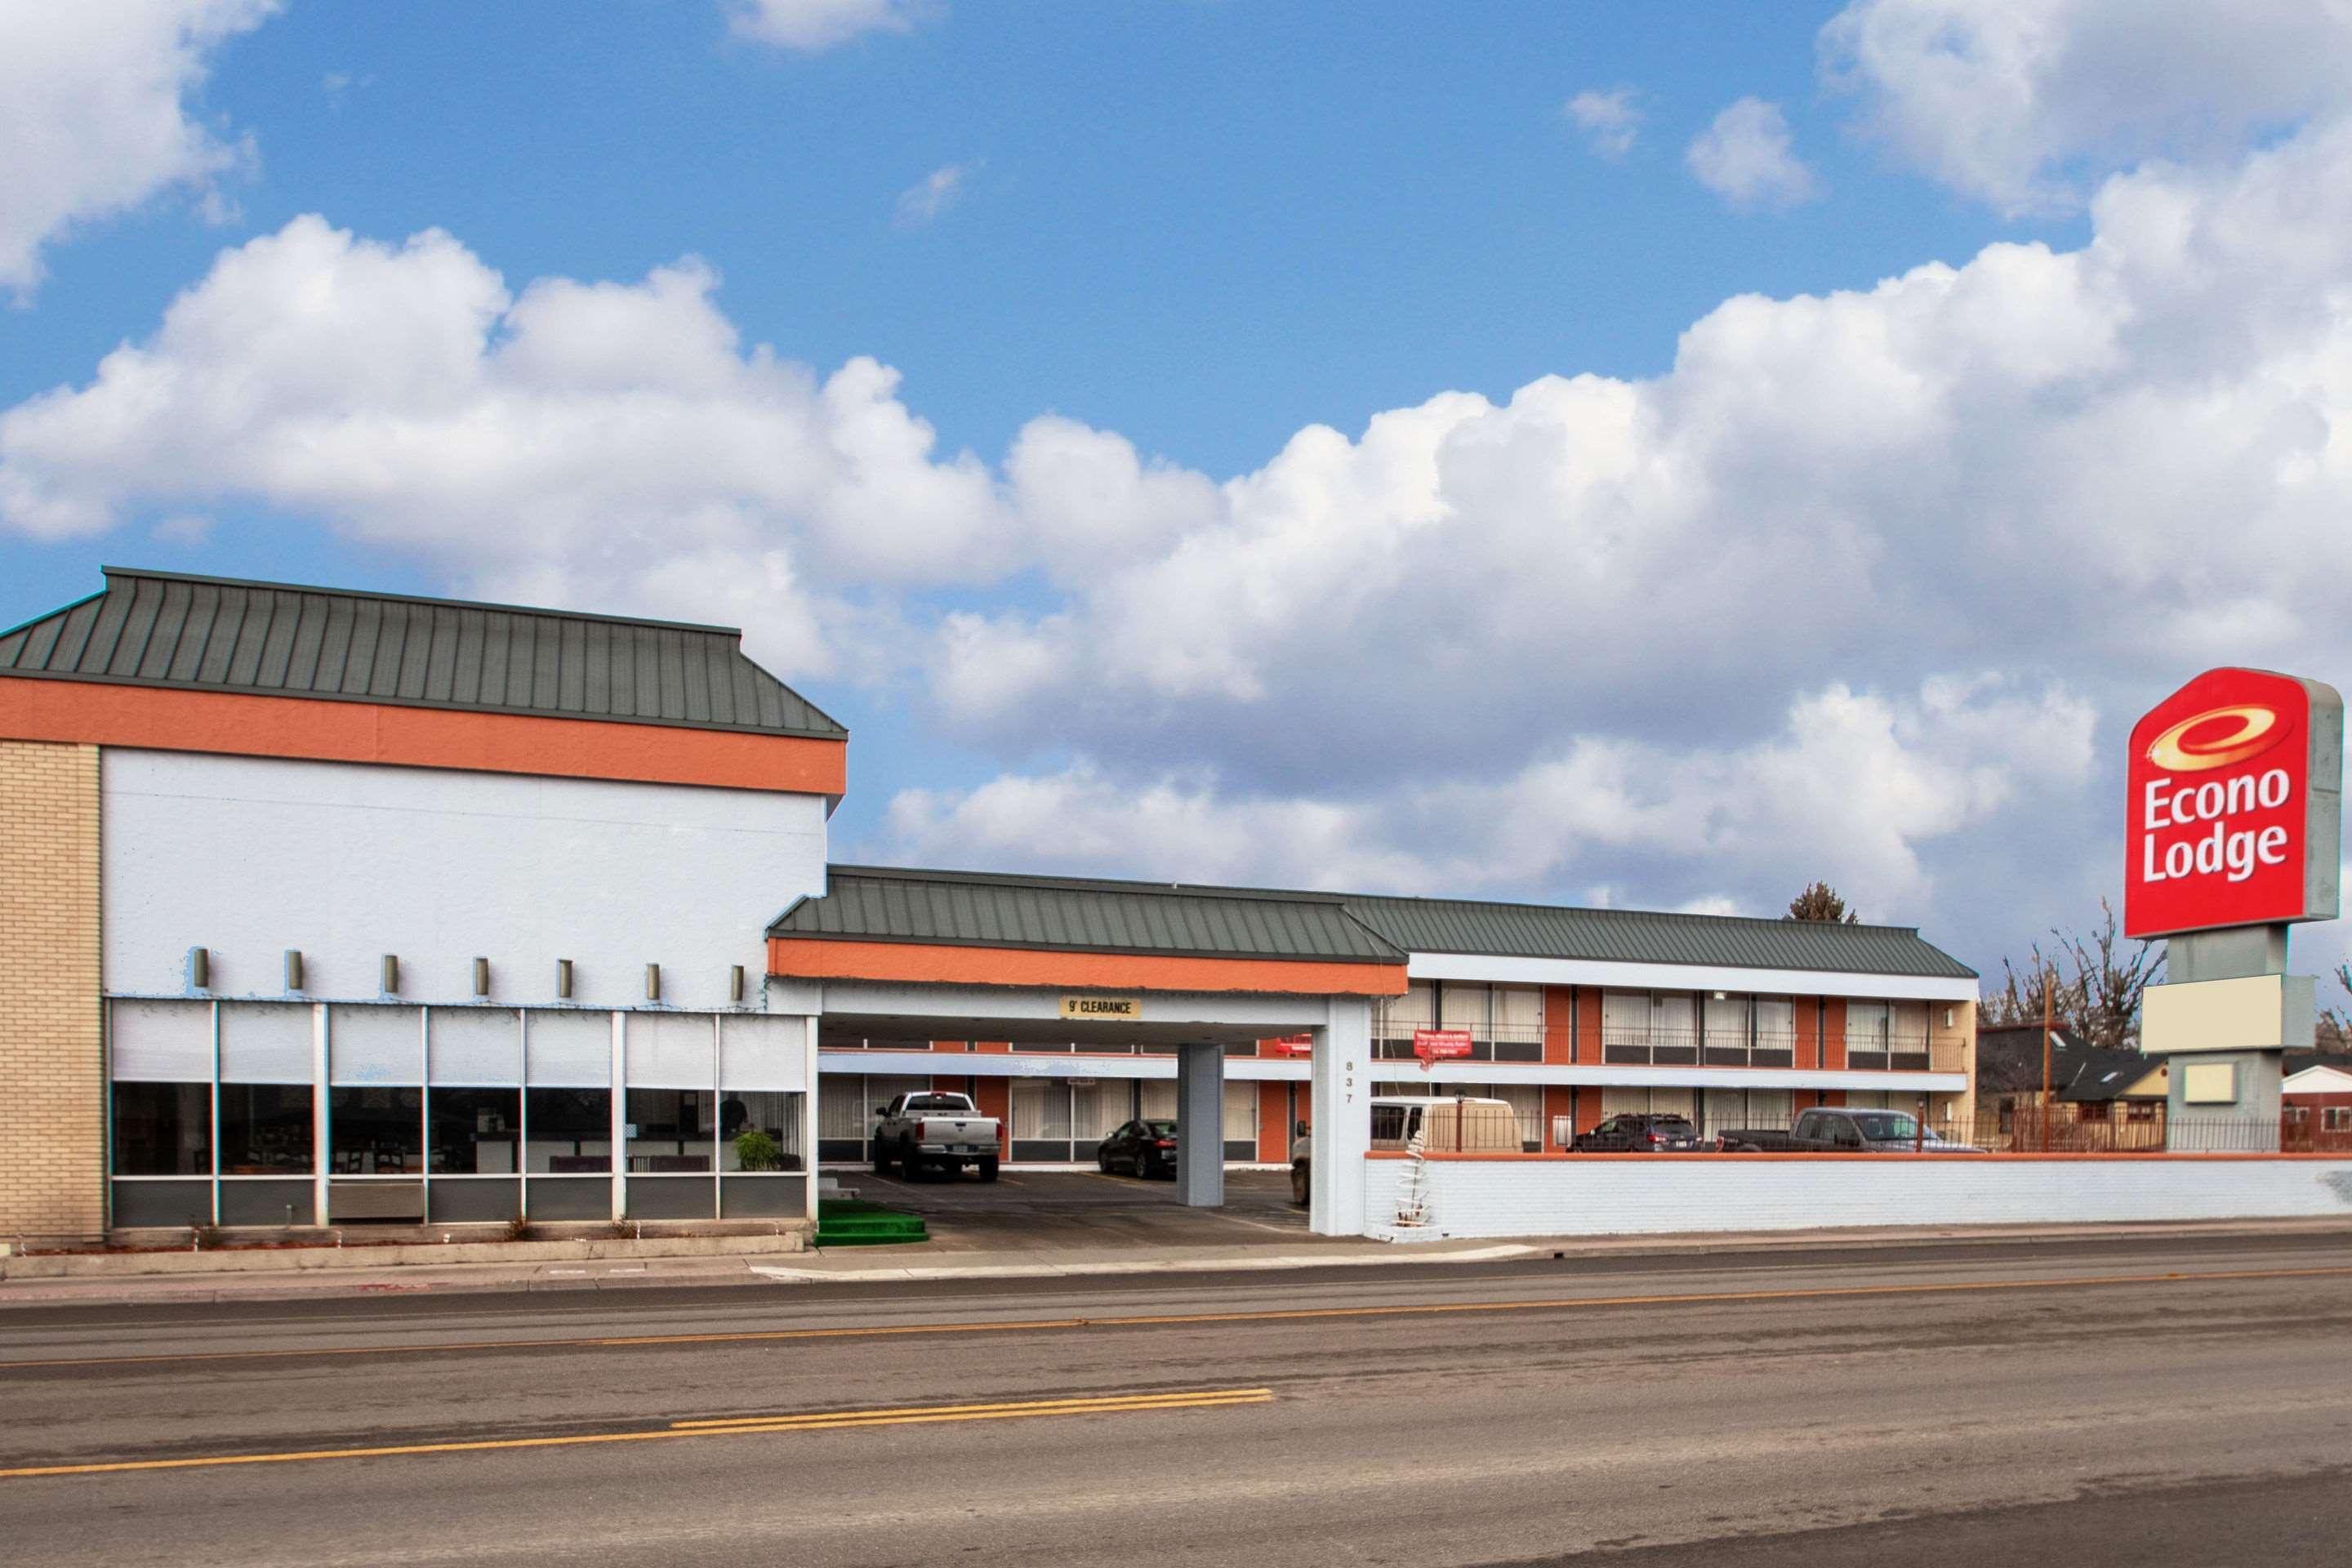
[1980,899,2163,1051]
[2322,962,2352,1052]
[1786,881,1858,924]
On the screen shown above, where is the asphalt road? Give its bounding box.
[3,1231,2350,1566]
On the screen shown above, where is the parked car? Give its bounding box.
[1717,1107,1985,1153]
[1290,1095,1522,1205]
[1570,1113,1701,1152]
[871,1091,1002,1181]
[1097,1119,1179,1179]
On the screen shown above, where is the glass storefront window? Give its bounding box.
[526,1088,612,1174]
[220,1084,313,1174]
[718,1090,804,1170]
[626,1088,715,1174]
[112,1082,209,1175]
[430,1087,522,1174]
[328,1085,424,1174]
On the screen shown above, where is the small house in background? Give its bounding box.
[1971,1022,2096,1147]
[2283,1053,2352,1152]
[2053,1050,2169,1150]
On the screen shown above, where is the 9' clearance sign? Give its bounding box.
[2125,667,2343,939]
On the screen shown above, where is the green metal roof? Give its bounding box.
[771,866,1409,964]
[1335,893,1978,979]
[0,567,845,740]
[773,866,1976,980]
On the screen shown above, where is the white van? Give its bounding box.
[1290,1095,1521,1204]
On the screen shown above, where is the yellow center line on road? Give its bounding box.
[0,1388,1274,1481]
[4,1263,2349,1374]
[669,1389,1269,1428]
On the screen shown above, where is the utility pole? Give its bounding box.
[2041,974,2053,1155]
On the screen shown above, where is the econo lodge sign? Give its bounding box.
[2125,666,2343,939]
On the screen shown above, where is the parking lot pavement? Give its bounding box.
[820,1166,1318,1253]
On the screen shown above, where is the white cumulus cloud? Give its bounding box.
[728,0,930,52]
[893,162,974,228]
[1821,0,2352,216]
[1686,97,1823,209]
[0,0,278,296]
[1565,87,1642,158]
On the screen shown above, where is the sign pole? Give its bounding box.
[2040,978,2052,1154]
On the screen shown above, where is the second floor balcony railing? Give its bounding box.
[1368,1019,1547,1062]
[1601,1027,1796,1068]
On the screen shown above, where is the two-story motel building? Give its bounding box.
[0,568,1978,1244]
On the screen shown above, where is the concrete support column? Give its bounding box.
[1175,1041,1224,1208]
[1309,997,1371,1236]
[801,1013,822,1220]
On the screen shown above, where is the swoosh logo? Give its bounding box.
[2146,704,2284,773]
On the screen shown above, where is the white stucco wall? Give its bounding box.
[1361,1155,2352,1240]
[102,749,826,1010]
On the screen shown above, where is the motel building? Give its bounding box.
[0,568,1979,1245]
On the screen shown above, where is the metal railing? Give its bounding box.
[1366,1107,2320,1156]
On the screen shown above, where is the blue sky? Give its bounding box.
[5,1,2350,988]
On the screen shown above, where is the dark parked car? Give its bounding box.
[1570,1113,1701,1152]
[1097,1119,1179,1178]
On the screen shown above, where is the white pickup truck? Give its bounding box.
[871,1091,1002,1182]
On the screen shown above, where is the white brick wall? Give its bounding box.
[1361,1156,2352,1239]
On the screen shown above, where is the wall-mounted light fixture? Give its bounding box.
[556,959,574,1000]
[645,963,662,1003]
[473,957,491,998]
[729,964,746,1004]
[284,949,305,991]
[381,954,400,995]
[1712,991,1728,1001]
[1943,1006,1955,1029]
[189,947,210,990]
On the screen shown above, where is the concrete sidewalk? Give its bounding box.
[7,1215,2352,1308]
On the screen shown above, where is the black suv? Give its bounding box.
[1570,1113,1700,1152]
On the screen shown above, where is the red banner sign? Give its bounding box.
[1267,1036,1315,1056]
[2125,666,2343,939]
[1412,1029,1474,1061]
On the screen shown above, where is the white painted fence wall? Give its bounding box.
[1361,1155,2352,1240]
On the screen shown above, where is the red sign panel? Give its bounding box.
[1412,1029,1474,1062]
[2125,666,2343,939]
[1267,1036,1315,1056]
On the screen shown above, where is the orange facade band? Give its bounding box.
[768,937,1408,996]
[0,677,848,796]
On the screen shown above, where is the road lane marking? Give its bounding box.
[0,1388,1272,1481]
[4,1263,2349,1373]
[670,1389,1268,1428]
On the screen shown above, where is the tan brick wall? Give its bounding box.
[0,740,105,1240]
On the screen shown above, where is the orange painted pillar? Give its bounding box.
[1575,987,1601,1064]
[1543,987,1576,1063]
[1257,1081,1288,1162]
[1543,1085,1575,1149]
[973,1078,1011,1156]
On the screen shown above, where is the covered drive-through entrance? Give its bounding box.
[765,867,1406,1235]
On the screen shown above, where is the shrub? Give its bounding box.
[733,1129,783,1173]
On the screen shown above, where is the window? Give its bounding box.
[1704,995,1751,1062]
[219,1084,312,1174]
[430,1087,521,1174]
[1071,1082,1125,1142]
[719,1090,804,1170]
[1010,1079,1071,1141]
[625,1089,715,1173]
[1754,998,1796,1054]
[527,1087,611,1173]
[2324,1107,2352,1133]
[112,1082,210,1175]
[329,1085,424,1174]
[1439,983,1490,1040]
[1223,1081,1257,1144]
